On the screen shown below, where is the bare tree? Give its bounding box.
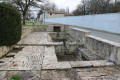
[41,2,57,11]
[8,0,46,24]
[72,0,118,16]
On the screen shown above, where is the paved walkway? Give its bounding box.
[0,32,120,80]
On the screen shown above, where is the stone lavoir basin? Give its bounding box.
[50,32,103,62]
[42,32,114,69]
[0,25,119,79]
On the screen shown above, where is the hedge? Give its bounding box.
[0,2,21,46]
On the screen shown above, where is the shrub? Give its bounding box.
[0,2,21,46]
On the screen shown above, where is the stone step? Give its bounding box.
[78,48,103,60]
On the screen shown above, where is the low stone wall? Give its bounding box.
[33,26,47,32]
[21,27,34,39]
[69,27,90,44]
[55,43,78,55]
[85,35,120,64]
[49,32,65,40]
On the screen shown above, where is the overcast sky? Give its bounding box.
[49,0,82,12]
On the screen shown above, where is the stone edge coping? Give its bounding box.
[69,60,114,68]
[42,60,114,70]
[70,27,91,34]
[49,24,65,26]
[86,35,120,47]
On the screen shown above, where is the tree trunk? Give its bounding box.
[22,14,25,25]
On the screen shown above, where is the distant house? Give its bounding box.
[64,13,74,17]
[45,11,74,19]
[38,11,74,24]
[46,11,65,18]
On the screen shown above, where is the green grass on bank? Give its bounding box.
[22,24,48,27]
[22,20,48,27]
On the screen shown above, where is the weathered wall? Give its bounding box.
[55,43,78,55]
[69,27,120,64]
[85,35,120,64]
[21,27,34,39]
[33,26,47,32]
[49,32,65,40]
[68,27,90,44]
[47,24,68,32]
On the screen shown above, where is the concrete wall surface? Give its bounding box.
[45,13,120,34]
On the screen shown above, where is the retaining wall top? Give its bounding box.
[87,35,120,47]
[70,27,90,33]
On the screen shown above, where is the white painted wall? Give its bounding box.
[45,13,120,34]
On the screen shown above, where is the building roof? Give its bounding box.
[47,11,74,16]
[47,11,65,14]
[64,13,74,16]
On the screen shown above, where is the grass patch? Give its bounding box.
[10,74,21,80]
[22,24,48,27]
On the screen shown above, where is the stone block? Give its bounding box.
[90,60,114,67]
[70,61,92,68]
[42,62,71,70]
[78,71,100,77]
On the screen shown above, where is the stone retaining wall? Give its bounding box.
[85,35,120,64]
[69,27,120,64]
[21,27,34,39]
[33,26,47,32]
[69,27,90,44]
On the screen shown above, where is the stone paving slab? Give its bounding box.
[42,62,71,70]
[78,71,101,77]
[76,66,120,80]
[90,60,114,67]
[13,56,29,62]
[0,58,13,62]
[0,62,12,70]
[0,46,44,71]
[2,71,41,80]
[69,60,114,68]
[18,32,56,45]
[42,46,72,70]
[41,69,80,80]
[70,61,92,68]
[0,71,7,80]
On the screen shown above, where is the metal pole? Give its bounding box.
[44,11,45,24]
